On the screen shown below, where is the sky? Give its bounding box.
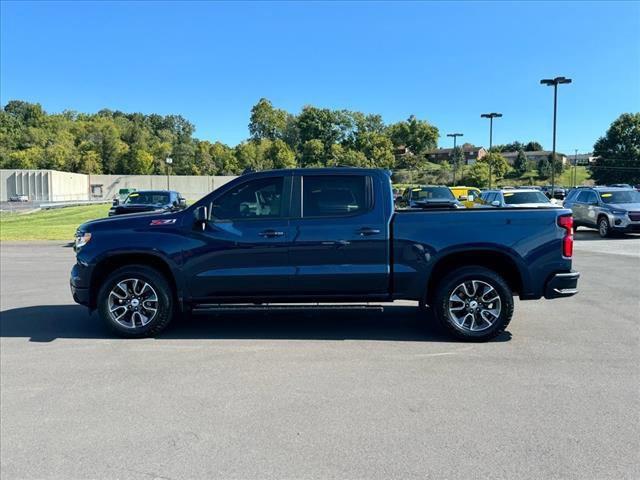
[1,1,639,154]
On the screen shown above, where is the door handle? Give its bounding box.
[357,227,381,236]
[259,230,285,238]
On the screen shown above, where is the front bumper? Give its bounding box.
[544,271,580,299]
[70,262,91,306]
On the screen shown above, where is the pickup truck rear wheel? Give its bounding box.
[97,265,174,338]
[433,266,514,341]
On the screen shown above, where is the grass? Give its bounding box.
[0,204,111,241]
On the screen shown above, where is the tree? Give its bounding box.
[495,141,524,153]
[537,156,552,178]
[268,139,297,169]
[468,162,490,187]
[514,149,529,176]
[356,131,395,169]
[480,152,510,180]
[300,139,325,167]
[249,98,288,140]
[387,115,439,155]
[591,113,640,185]
[525,141,543,151]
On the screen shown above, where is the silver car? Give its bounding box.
[564,187,640,237]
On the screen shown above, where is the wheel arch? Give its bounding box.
[89,252,181,310]
[425,249,524,304]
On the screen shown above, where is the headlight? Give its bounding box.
[75,232,92,249]
[611,210,627,216]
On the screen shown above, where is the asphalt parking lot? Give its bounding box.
[1,230,639,479]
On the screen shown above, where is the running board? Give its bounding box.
[192,303,385,313]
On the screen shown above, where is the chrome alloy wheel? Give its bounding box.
[599,218,609,237]
[447,280,502,332]
[107,278,159,328]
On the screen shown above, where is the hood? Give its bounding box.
[110,204,167,215]
[606,203,640,211]
[508,203,558,208]
[78,210,180,233]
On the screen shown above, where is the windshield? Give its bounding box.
[600,190,640,204]
[413,187,454,201]
[503,191,550,205]
[124,192,170,206]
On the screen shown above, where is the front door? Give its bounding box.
[183,175,294,300]
[288,173,390,296]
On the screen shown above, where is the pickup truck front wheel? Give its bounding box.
[97,265,174,338]
[433,266,514,341]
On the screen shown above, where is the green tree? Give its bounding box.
[468,162,490,187]
[525,141,544,151]
[480,152,510,180]
[249,98,288,140]
[514,149,529,175]
[268,138,297,169]
[591,113,640,185]
[537,156,552,178]
[300,139,326,167]
[387,115,439,155]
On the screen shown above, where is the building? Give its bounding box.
[500,150,568,166]
[425,146,487,165]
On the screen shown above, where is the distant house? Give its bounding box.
[570,153,597,165]
[425,146,487,165]
[500,150,568,166]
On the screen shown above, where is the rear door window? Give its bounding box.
[302,175,369,217]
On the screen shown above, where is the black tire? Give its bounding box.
[97,265,174,338]
[598,216,611,238]
[432,266,514,342]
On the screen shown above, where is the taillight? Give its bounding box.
[558,214,573,258]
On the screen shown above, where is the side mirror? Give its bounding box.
[178,197,187,208]
[458,195,468,201]
[194,205,208,230]
[112,199,119,206]
[468,194,475,202]
[491,200,501,207]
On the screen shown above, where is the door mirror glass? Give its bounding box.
[112,198,119,206]
[467,194,474,202]
[178,197,187,208]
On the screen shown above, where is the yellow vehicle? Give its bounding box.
[449,186,482,207]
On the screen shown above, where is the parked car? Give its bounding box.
[71,168,579,342]
[109,190,187,216]
[563,186,640,237]
[397,185,463,209]
[542,186,566,200]
[8,195,29,202]
[449,186,481,208]
[478,189,557,208]
[116,188,137,203]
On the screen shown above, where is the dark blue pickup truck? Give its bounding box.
[70,168,579,341]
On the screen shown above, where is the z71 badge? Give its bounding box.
[150,219,177,225]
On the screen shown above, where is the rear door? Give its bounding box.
[288,172,390,295]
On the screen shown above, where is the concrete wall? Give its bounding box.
[90,175,236,201]
[0,169,237,202]
[1,170,52,202]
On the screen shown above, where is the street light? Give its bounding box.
[573,149,578,188]
[447,132,464,186]
[540,76,572,195]
[480,112,502,188]
[165,157,173,190]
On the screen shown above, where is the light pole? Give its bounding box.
[573,149,578,187]
[447,133,464,186]
[540,76,572,195]
[165,157,173,190]
[480,112,502,188]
